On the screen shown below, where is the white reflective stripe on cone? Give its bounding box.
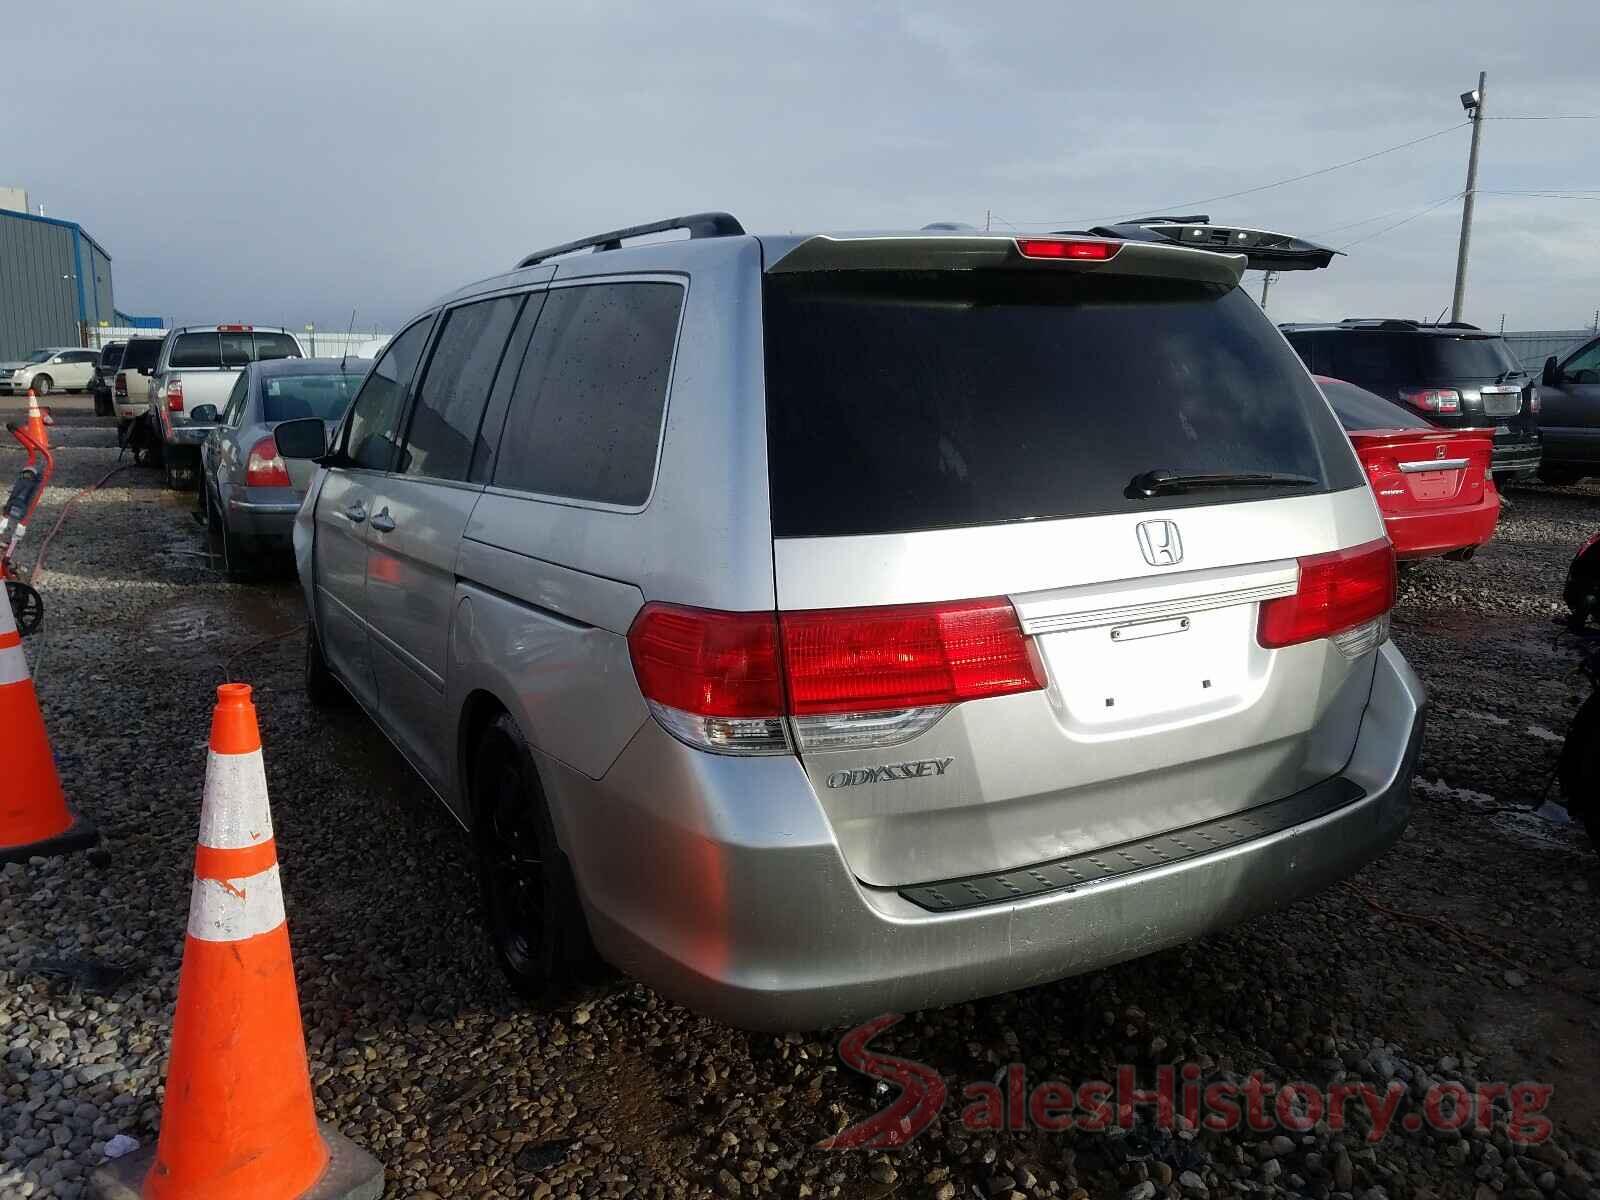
[187,864,287,941]
[197,750,274,849]
[0,644,28,687]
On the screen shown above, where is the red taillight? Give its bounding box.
[1399,387,1461,415]
[1015,238,1120,261]
[165,377,184,412]
[781,598,1043,715]
[245,435,291,487]
[114,372,127,398]
[1258,539,1397,649]
[627,597,1046,753]
[627,605,782,718]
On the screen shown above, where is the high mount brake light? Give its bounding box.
[1400,387,1461,415]
[627,598,1045,755]
[1015,238,1120,262]
[1258,539,1396,653]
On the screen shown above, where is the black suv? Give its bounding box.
[1281,319,1540,482]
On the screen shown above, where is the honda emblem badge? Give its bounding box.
[1136,520,1183,567]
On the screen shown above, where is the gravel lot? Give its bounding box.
[3,402,1599,1200]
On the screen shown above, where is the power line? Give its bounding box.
[1478,189,1600,199]
[999,122,1470,228]
[1337,192,1464,251]
[1483,114,1600,121]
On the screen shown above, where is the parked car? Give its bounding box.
[275,213,1425,1030]
[1318,376,1498,562]
[195,357,368,577]
[89,342,125,416]
[1282,319,1540,483]
[1536,334,1600,484]
[114,336,166,429]
[148,325,304,489]
[0,347,100,396]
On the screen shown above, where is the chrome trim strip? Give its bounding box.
[1398,458,1469,473]
[228,499,301,513]
[1013,559,1298,635]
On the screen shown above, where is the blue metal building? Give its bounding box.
[0,207,116,359]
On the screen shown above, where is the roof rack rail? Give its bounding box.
[1338,318,1420,330]
[516,212,745,269]
[1433,320,1482,330]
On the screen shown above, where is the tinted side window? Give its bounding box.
[343,318,432,471]
[123,339,163,370]
[254,333,301,361]
[494,283,683,506]
[67,350,99,364]
[100,345,125,368]
[401,296,522,482]
[169,333,221,368]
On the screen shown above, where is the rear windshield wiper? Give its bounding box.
[1127,468,1320,499]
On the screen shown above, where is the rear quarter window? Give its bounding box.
[763,271,1363,538]
[493,281,683,507]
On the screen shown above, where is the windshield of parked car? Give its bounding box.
[262,373,364,422]
[1318,378,1432,432]
[764,270,1363,537]
[24,350,52,364]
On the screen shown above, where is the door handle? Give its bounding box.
[369,507,396,533]
[342,502,367,523]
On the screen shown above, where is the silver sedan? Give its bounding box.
[196,356,369,577]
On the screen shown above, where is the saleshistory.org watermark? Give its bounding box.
[818,1015,1556,1151]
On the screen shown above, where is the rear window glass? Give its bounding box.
[1304,331,1520,384]
[1318,379,1430,432]
[254,332,301,361]
[169,333,220,368]
[262,373,364,423]
[99,344,124,368]
[763,271,1362,538]
[121,339,163,369]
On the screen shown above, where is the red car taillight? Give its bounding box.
[627,597,1045,755]
[1258,539,1396,653]
[165,377,184,412]
[114,372,127,398]
[245,435,291,487]
[1399,387,1461,415]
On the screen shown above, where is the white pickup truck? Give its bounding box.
[149,325,304,488]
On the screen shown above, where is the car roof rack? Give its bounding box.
[1432,320,1482,330]
[1338,318,1421,330]
[516,211,745,269]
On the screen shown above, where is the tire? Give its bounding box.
[1558,693,1600,850]
[30,375,51,397]
[212,488,255,581]
[304,622,349,707]
[93,391,113,417]
[471,713,596,1001]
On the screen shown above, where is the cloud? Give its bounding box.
[2,0,1594,331]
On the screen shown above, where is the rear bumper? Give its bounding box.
[1384,490,1500,560]
[224,486,304,546]
[1489,436,1541,478]
[563,640,1426,1031]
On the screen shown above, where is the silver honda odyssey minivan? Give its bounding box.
[282,213,1426,1031]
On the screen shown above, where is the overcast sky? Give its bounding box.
[7,1,1598,333]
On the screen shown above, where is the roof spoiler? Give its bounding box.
[1083,217,1341,272]
[765,233,1246,286]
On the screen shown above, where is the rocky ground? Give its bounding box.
[2,402,1598,1200]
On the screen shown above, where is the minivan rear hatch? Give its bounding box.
[760,234,1384,890]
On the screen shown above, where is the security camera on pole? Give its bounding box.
[1450,72,1487,323]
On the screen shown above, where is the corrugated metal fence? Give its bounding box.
[1502,329,1595,371]
[85,326,388,358]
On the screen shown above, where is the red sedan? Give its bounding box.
[1317,375,1500,561]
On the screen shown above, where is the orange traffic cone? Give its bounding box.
[0,590,95,863]
[22,388,51,452]
[90,684,383,1200]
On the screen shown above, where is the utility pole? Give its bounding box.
[1259,271,1278,312]
[1450,71,1487,323]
